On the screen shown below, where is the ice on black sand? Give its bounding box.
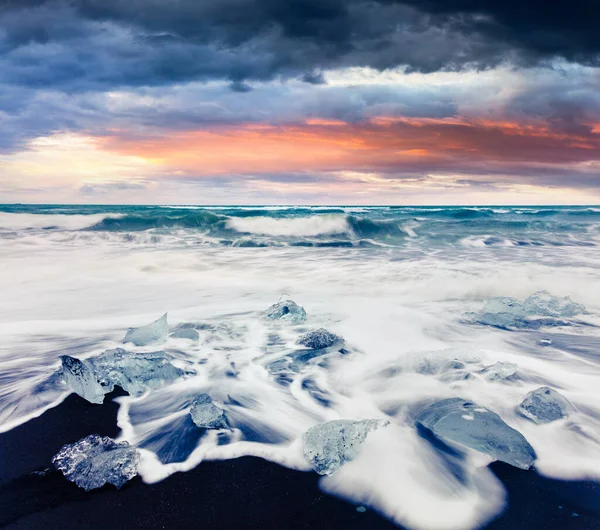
[265,299,307,322]
[91,348,185,397]
[123,313,168,346]
[60,355,106,404]
[52,434,140,491]
[303,419,389,475]
[416,398,536,470]
[190,393,228,429]
[518,387,576,424]
[296,328,344,350]
[61,349,185,402]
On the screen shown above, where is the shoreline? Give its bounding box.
[1,391,598,529]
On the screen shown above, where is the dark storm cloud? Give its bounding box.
[397,0,600,65]
[1,0,598,90]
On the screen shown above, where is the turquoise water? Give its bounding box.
[1,204,599,248]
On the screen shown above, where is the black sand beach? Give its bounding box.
[0,391,598,530]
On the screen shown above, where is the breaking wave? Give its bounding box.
[1,206,599,250]
[226,215,350,237]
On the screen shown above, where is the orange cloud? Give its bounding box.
[97,117,600,177]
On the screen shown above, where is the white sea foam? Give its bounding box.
[226,214,350,236]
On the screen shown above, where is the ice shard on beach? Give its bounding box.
[296,328,343,350]
[479,362,520,382]
[190,393,228,429]
[416,398,536,470]
[303,419,389,475]
[522,292,585,318]
[91,348,185,397]
[463,291,585,330]
[518,387,576,424]
[60,355,106,404]
[265,299,307,322]
[52,434,140,491]
[61,349,185,402]
[123,313,168,346]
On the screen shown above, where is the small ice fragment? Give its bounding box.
[416,398,536,470]
[356,506,367,513]
[60,355,105,404]
[538,338,552,346]
[296,328,343,350]
[190,393,228,429]
[91,348,185,397]
[479,362,519,382]
[123,313,168,346]
[303,419,389,476]
[518,387,576,424]
[170,328,200,341]
[265,299,307,322]
[52,434,139,491]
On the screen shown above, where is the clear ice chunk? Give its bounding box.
[265,299,307,322]
[463,291,584,330]
[190,393,228,429]
[479,362,520,382]
[123,313,168,346]
[60,355,106,404]
[303,419,389,475]
[518,387,576,424]
[522,292,585,318]
[61,349,185,402]
[416,398,536,470]
[297,328,343,350]
[52,434,140,491]
[170,328,200,341]
[90,348,185,397]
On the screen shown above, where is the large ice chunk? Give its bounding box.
[265,299,307,322]
[463,291,584,330]
[190,393,228,429]
[518,387,576,424]
[303,419,389,475]
[416,398,536,470]
[60,355,106,404]
[296,328,343,350]
[522,292,585,318]
[90,348,185,397]
[61,349,185,402]
[52,434,140,491]
[123,313,168,346]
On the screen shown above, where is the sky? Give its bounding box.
[1,0,599,205]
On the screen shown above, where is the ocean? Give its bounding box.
[0,204,599,530]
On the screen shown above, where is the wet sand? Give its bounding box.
[0,390,598,530]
